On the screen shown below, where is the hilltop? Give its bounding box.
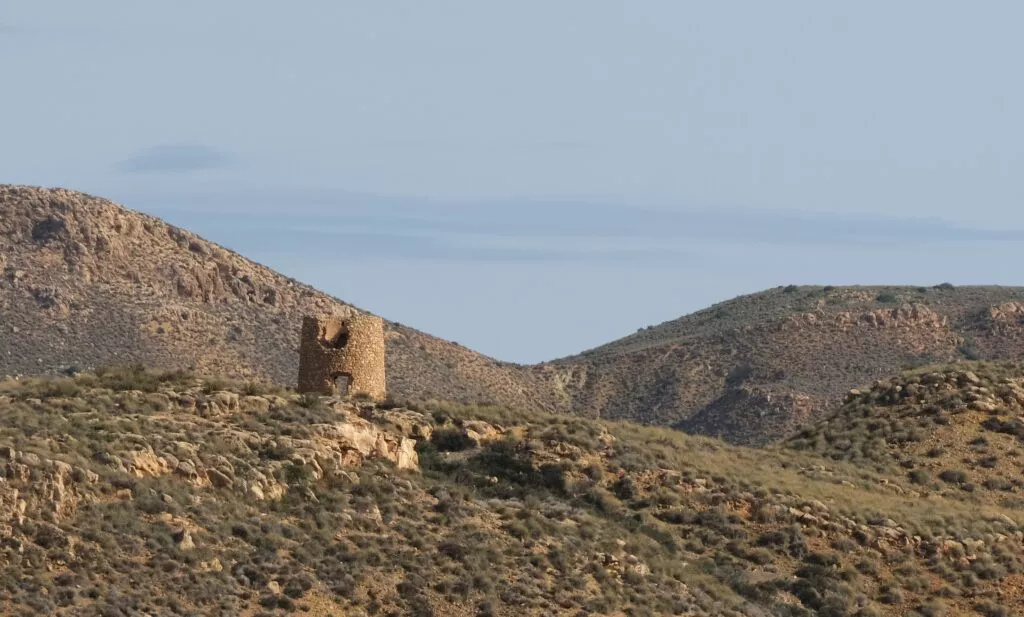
[540,284,1024,444]
[788,361,1024,509]
[0,365,1021,616]
[6,185,1024,445]
[0,185,551,409]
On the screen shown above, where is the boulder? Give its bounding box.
[463,420,502,445]
[124,450,172,478]
[240,395,270,413]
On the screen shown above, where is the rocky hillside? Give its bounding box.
[1,366,1022,616]
[788,362,1024,509]
[0,185,552,409]
[540,284,1024,444]
[8,185,1024,446]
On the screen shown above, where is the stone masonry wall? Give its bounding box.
[297,314,386,400]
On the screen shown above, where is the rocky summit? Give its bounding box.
[1,364,1023,616]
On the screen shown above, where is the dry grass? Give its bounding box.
[7,367,1019,615]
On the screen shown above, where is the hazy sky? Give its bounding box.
[4,2,1024,362]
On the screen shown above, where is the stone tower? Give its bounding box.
[297,314,386,400]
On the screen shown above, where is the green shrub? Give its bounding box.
[983,478,1013,491]
[938,470,968,484]
[920,599,947,617]
[297,393,322,409]
[959,341,982,361]
[878,584,903,604]
[908,469,931,485]
[431,428,476,452]
[974,600,1008,617]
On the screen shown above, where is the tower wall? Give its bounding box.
[296,314,386,400]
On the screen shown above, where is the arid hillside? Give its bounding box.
[1,366,1021,616]
[788,362,1024,508]
[540,284,1024,444]
[0,185,552,410]
[7,185,1024,446]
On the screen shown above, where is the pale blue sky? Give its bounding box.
[3,2,1024,362]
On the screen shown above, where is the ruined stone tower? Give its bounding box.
[297,314,386,400]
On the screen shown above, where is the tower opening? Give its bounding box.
[332,373,352,395]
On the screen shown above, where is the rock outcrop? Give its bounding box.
[984,301,1024,333]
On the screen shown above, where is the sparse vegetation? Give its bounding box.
[4,187,1024,614]
[564,282,1024,445]
[7,187,1024,449]
[1,368,1023,615]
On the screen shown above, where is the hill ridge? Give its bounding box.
[0,184,552,410]
[7,184,1024,445]
[537,284,1024,443]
